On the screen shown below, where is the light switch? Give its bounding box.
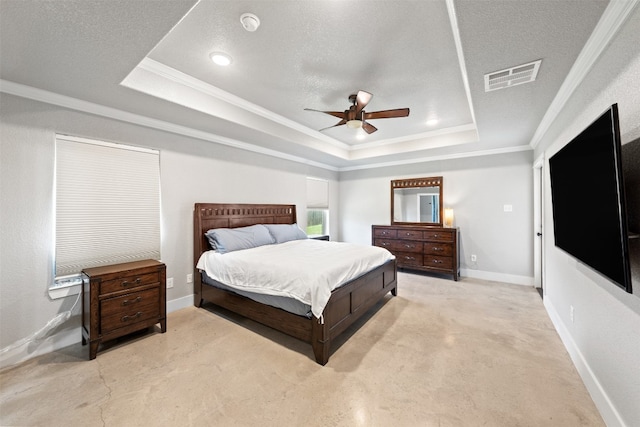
[503,204,513,212]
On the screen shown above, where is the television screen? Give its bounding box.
[549,104,632,292]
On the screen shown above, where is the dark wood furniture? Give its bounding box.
[193,203,397,365]
[373,225,459,281]
[82,259,166,360]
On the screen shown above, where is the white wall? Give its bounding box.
[0,94,338,367]
[533,7,640,426]
[339,151,534,284]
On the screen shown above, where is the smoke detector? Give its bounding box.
[240,13,260,32]
[484,60,542,92]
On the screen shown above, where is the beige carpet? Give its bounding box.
[0,272,603,426]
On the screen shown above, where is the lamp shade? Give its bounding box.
[444,208,454,227]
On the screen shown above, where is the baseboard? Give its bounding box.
[460,268,534,286]
[0,294,195,370]
[167,294,194,313]
[543,296,626,427]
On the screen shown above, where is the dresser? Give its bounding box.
[372,225,459,280]
[82,259,166,360]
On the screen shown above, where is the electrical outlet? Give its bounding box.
[471,254,477,262]
[570,305,574,323]
[503,204,513,212]
[167,277,174,289]
[187,273,193,283]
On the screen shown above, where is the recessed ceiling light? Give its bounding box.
[210,52,232,66]
[426,118,439,126]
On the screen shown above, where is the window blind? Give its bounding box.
[306,177,329,209]
[55,135,160,277]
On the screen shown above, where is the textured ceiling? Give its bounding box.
[0,0,612,169]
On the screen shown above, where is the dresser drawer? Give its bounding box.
[424,242,453,256]
[423,230,454,242]
[374,228,397,238]
[101,300,160,333]
[396,229,423,239]
[101,287,160,317]
[100,271,160,295]
[392,240,422,253]
[396,251,423,267]
[424,255,453,270]
[374,239,395,249]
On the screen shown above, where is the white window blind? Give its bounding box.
[55,135,160,278]
[306,177,329,209]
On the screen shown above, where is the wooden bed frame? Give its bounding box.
[193,203,397,365]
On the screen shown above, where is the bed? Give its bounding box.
[193,203,397,365]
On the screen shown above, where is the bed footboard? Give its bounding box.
[311,259,397,365]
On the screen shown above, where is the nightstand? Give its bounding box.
[81,259,166,360]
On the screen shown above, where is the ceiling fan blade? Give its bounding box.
[362,121,378,134]
[364,108,410,120]
[304,108,345,119]
[355,90,373,115]
[319,119,347,131]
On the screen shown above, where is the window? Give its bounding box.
[54,135,160,287]
[306,177,329,237]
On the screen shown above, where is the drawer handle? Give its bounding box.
[121,278,142,287]
[432,259,443,264]
[404,256,415,261]
[122,296,142,306]
[121,312,143,322]
[404,244,414,248]
[433,234,439,238]
[433,247,443,251]
[381,231,389,235]
[405,232,412,236]
[381,242,390,246]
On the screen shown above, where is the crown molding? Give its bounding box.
[2,79,533,173]
[339,145,533,172]
[529,0,639,149]
[136,58,350,151]
[0,79,339,171]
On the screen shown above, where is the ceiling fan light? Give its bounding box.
[346,120,362,129]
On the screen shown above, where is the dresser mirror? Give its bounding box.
[391,177,443,226]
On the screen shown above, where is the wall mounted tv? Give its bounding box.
[549,104,632,293]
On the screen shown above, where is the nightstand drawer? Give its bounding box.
[100,271,160,295]
[101,301,160,333]
[101,288,160,317]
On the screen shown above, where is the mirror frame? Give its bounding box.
[391,176,443,226]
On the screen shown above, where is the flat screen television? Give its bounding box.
[549,104,632,293]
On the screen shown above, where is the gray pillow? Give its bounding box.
[205,224,275,254]
[264,223,308,244]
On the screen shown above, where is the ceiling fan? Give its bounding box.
[305,90,410,134]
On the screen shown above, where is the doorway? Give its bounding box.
[533,154,545,298]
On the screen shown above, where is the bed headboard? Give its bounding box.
[193,203,297,306]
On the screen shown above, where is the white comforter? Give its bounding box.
[196,239,394,319]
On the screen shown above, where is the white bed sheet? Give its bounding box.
[196,239,394,319]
